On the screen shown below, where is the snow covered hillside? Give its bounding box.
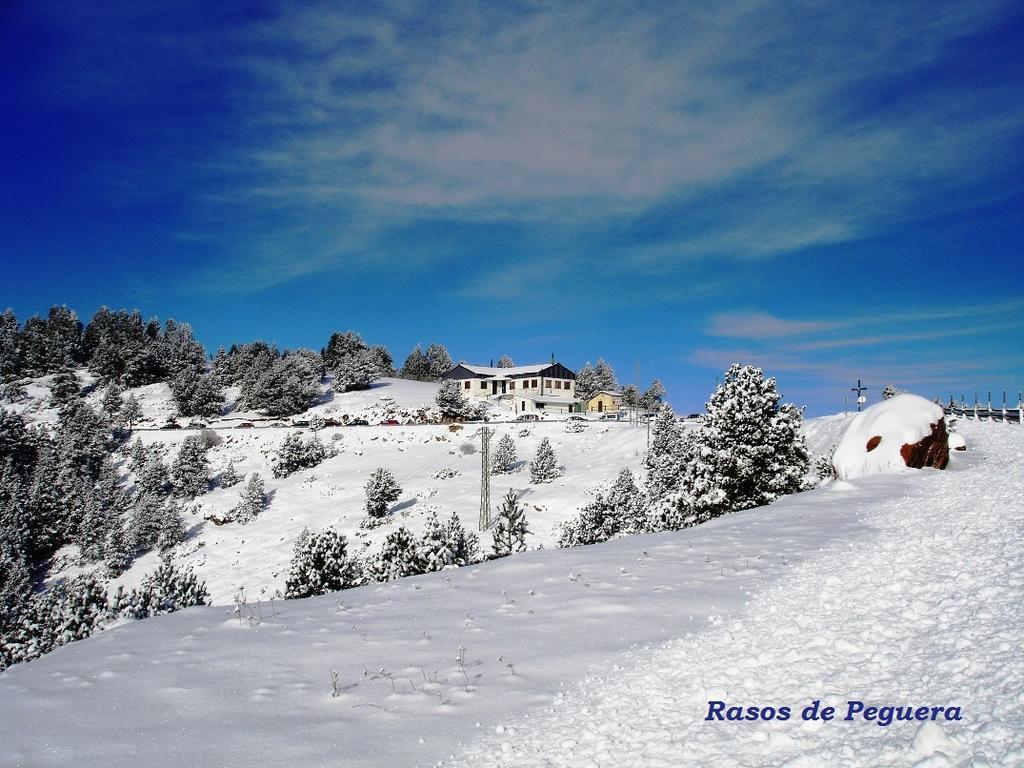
[15,375,654,604]
[1,418,1018,768]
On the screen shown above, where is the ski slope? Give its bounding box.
[0,419,1017,767]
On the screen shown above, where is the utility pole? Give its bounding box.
[851,379,867,412]
[479,427,492,531]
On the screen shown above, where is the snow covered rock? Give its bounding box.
[833,394,950,480]
[948,433,967,451]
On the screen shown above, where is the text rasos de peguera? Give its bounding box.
[706,700,962,728]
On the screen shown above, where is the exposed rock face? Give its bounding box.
[899,418,950,470]
[865,435,882,452]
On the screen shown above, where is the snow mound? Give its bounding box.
[832,394,946,480]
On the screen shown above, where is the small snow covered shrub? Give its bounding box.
[285,528,363,599]
[564,421,586,433]
[272,432,330,478]
[229,473,268,524]
[490,433,517,474]
[557,469,643,548]
[418,511,479,572]
[368,526,423,581]
[116,563,209,619]
[218,461,242,487]
[491,489,530,557]
[363,467,401,524]
[458,440,477,456]
[0,574,110,670]
[431,467,460,480]
[529,437,560,483]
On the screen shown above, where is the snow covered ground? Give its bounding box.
[1,418,1018,767]
[23,375,657,603]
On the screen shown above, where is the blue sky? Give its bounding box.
[1,0,1022,415]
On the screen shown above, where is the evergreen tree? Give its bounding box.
[332,348,383,392]
[272,432,329,478]
[529,437,560,483]
[170,436,209,499]
[284,528,362,598]
[26,444,65,560]
[219,461,242,487]
[695,364,808,513]
[642,405,685,501]
[54,399,110,481]
[1,574,109,669]
[490,433,517,474]
[0,541,32,638]
[121,394,143,433]
[491,489,529,557]
[400,344,430,380]
[593,358,617,391]
[557,469,642,547]
[418,511,479,572]
[157,500,187,553]
[241,355,321,417]
[424,344,453,380]
[369,526,423,581]
[496,355,515,368]
[100,382,124,421]
[435,379,470,418]
[229,473,267,524]
[171,368,223,418]
[127,438,148,474]
[136,452,170,497]
[881,384,899,400]
[115,563,209,619]
[321,331,368,370]
[621,384,640,411]
[363,467,401,522]
[49,369,80,407]
[574,362,599,402]
[0,309,23,383]
[163,320,206,381]
[103,522,133,577]
[640,379,667,410]
[129,492,166,552]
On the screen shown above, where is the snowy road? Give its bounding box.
[450,421,1024,767]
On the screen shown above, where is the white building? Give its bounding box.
[442,362,579,414]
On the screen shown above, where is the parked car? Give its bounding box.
[236,422,254,429]
[348,418,369,426]
[567,415,588,421]
[598,413,620,420]
[516,413,540,422]
[160,420,181,430]
[292,420,310,427]
[379,419,401,426]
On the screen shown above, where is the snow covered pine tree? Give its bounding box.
[529,437,560,483]
[490,433,517,474]
[285,528,363,598]
[363,467,401,524]
[491,488,530,557]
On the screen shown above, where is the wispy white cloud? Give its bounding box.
[707,312,839,339]
[31,0,1024,291]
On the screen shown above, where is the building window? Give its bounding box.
[510,382,515,389]
[555,381,562,389]
[532,379,538,388]
[464,381,471,390]
[480,381,487,389]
